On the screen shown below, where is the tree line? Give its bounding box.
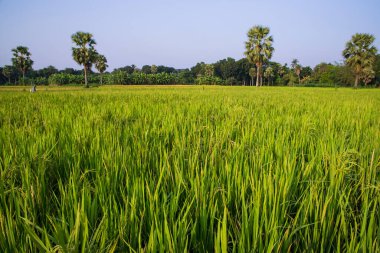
[1,28,379,87]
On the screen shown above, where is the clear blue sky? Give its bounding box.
[0,0,379,71]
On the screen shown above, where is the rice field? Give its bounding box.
[0,85,379,252]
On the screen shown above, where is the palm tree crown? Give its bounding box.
[95,54,108,73]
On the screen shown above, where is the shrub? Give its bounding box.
[195,75,225,85]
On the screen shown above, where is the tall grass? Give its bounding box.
[0,86,379,252]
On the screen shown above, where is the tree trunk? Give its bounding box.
[84,66,88,88]
[298,75,301,84]
[22,71,25,85]
[256,67,260,87]
[354,75,359,88]
[260,74,263,87]
[8,77,10,84]
[100,74,103,85]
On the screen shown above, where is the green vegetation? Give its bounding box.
[194,64,225,85]
[244,26,274,87]
[71,32,99,88]
[11,46,33,85]
[1,86,379,252]
[1,30,378,87]
[291,59,302,84]
[94,54,108,85]
[343,33,378,88]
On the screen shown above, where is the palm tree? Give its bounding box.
[95,54,108,85]
[361,66,375,86]
[11,46,33,85]
[264,66,274,85]
[343,33,377,88]
[249,67,256,86]
[151,65,158,74]
[71,31,98,88]
[291,59,302,84]
[245,26,274,86]
[2,65,14,84]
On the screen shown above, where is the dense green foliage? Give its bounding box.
[2,57,379,87]
[0,86,379,252]
[195,75,224,85]
[48,73,88,85]
[104,72,181,85]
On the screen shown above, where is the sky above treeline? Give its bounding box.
[0,0,379,71]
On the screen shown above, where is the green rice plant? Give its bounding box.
[0,86,379,252]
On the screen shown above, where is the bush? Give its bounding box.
[48,73,90,85]
[34,77,48,85]
[107,71,128,84]
[177,70,195,84]
[225,77,238,86]
[103,72,180,85]
[195,76,225,85]
[49,73,71,85]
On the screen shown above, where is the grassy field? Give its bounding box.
[0,85,379,252]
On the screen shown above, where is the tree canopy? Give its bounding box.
[343,33,378,87]
[71,31,98,87]
[95,54,108,85]
[11,46,33,84]
[245,26,274,86]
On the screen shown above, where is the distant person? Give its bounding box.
[30,84,36,93]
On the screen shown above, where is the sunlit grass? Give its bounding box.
[0,86,379,252]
